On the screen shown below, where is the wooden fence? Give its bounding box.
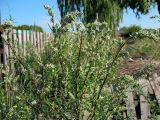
[0,29,52,80]
[124,73,160,120]
[0,29,52,66]
[83,73,160,120]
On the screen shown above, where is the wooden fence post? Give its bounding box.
[126,87,137,120]
[37,32,40,52]
[151,73,160,107]
[3,32,9,68]
[39,32,43,52]
[139,78,151,120]
[17,30,22,54]
[33,31,37,50]
[26,30,30,54]
[8,31,13,71]
[30,31,34,47]
[22,30,27,56]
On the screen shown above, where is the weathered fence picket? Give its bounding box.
[18,30,22,50]
[30,31,34,46]
[3,32,9,67]
[139,78,151,120]
[23,30,27,55]
[151,73,160,106]
[39,32,43,51]
[126,88,137,120]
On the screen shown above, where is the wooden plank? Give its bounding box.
[18,30,22,48]
[17,30,22,54]
[37,32,40,52]
[47,33,49,40]
[152,73,160,91]
[42,32,44,49]
[43,32,47,45]
[156,76,160,85]
[30,31,34,47]
[151,74,160,106]
[8,32,13,70]
[35,32,37,50]
[83,110,90,120]
[147,78,154,95]
[49,33,51,39]
[10,29,17,72]
[3,32,9,67]
[13,29,17,44]
[12,29,18,58]
[33,31,37,50]
[48,33,51,40]
[22,30,27,55]
[41,32,44,50]
[39,32,43,51]
[43,32,47,50]
[123,111,127,120]
[26,31,30,53]
[139,78,151,120]
[153,73,160,87]
[26,31,30,42]
[126,88,137,120]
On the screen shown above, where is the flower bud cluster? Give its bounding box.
[3,19,13,33]
[44,4,55,25]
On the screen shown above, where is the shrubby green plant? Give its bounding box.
[124,16,160,60]
[0,5,154,120]
[119,25,141,39]
[125,27,160,60]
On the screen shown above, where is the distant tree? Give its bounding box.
[117,0,160,14]
[119,25,141,38]
[57,0,160,29]
[128,25,141,35]
[57,0,123,29]
[14,25,43,32]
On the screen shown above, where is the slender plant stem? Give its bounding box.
[88,41,126,120]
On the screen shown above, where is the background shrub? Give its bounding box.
[14,25,43,32]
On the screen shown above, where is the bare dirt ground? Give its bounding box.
[118,59,160,76]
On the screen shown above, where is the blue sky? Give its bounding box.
[0,0,159,32]
[120,6,160,28]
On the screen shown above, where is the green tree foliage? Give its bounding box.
[14,25,43,32]
[126,28,160,59]
[57,0,160,29]
[83,0,123,29]
[57,0,123,29]
[120,25,141,38]
[128,25,141,35]
[116,0,159,15]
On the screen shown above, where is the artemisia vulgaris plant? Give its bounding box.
[0,5,142,120]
